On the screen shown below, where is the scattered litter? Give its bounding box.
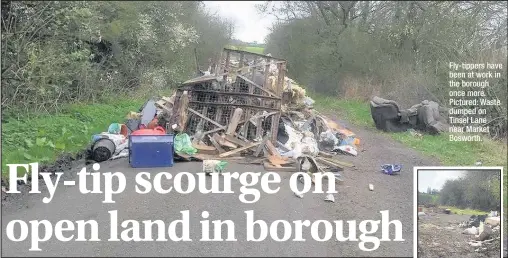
[463,226,478,235]
[111,149,129,160]
[324,194,335,203]
[139,99,157,127]
[108,123,121,134]
[174,133,198,155]
[476,222,493,241]
[203,159,228,175]
[369,184,374,191]
[333,172,344,183]
[469,242,482,247]
[90,133,127,162]
[485,216,500,226]
[298,175,305,184]
[418,212,426,217]
[407,128,423,137]
[294,192,304,198]
[381,164,402,175]
[333,145,358,156]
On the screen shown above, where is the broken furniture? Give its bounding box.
[370,96,448,134]
[167,48,287,156]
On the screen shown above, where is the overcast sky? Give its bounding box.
[418,170,466,192]
[203,1,275,43]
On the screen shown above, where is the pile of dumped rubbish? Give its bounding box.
[370,96,449,134]
[460,211,501,250]
[85,48,374,186]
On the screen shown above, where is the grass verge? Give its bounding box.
[311,93,507,221]
[1,97,145,179]
[226,45,265,55]
[311,94,507,167]
[440,206,488,216]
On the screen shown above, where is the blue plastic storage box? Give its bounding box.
[129,134,174,168]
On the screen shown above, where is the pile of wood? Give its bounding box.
[149,48,355,178]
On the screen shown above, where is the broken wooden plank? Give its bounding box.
[263,161,297,172]
[202,126,227,137]
[270,112,281,144]
[224,135,249,147]
[156,100,167,107]
[318,151,334,158]
[253,137,269,157]
[321,157,355,168]
[162,96,175,104]
[238,158,265,165]
[178,91,190,131]
[267,155,293,167]
[192,143,216,152]
[188,108,225,129]
[219,142,261,158]
[208,135,225,154]
[315,157,352,169]
[226,108,243,135]
[255,116,263,139]
[237,75,278,98]
[242,111,251,138]
[315,157,343,169]
[213,133,237,149]
[265,140,281,157]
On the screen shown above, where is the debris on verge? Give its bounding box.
[370,96,449,135]
[381,164,402,175]
[85,48,357,185]
[324,194,335,203]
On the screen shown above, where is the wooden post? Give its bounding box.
[239,53,244,68]
[223,50,231,82]
[276,62,285,97]
[226,108,243,135]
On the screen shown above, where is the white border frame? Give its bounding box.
[413,166,504,258]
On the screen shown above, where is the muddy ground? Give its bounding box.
[418,212,502,258]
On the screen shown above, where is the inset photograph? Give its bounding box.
[416,167,503,258]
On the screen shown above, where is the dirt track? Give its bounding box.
[418,212,502,258]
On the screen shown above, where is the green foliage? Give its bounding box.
[439,170,501,211]
[227,45,265,55]
[1,1,232,178]
[418,193,440,206]
[1,97,144,177]
[1,1,232,116]
[441,206,487,216]
[263,1,507,138]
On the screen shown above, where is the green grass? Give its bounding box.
[1,97,145,178]
[311,93,507,168]
[440,206,487,216]
[226,45,265,55]
[311,93,507,224]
